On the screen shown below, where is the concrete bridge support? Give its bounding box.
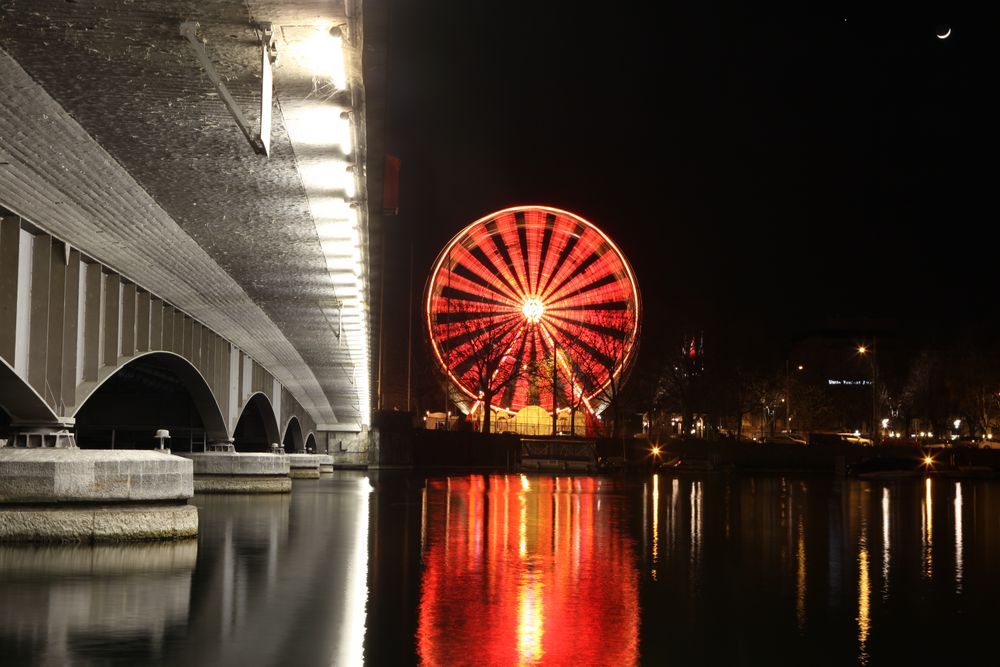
[0,212,336,529]
[0,212,320,451]
[0,447,197,542]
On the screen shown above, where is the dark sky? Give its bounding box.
[382,2,994,374]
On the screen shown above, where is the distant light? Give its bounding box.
[797,365,804,371]
[881,418,889,428]
[854,430,861,437]
[924,455,934,466]
[651,445,661,457]
[937,27,952,40]
[954,419,961,429]
[858,345,867,354]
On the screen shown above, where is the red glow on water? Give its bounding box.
[417,474,639,666]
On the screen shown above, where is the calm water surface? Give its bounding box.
[3,470,1000,666]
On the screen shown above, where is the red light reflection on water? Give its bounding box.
[417,475,639,666]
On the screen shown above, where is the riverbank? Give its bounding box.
[654,438,1000,478]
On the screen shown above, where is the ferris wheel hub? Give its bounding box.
[522,298,545,323]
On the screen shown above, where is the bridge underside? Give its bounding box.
[0,0,387,446]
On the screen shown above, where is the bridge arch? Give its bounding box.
[72,351,228,448]
[234,392,281,452]
[304,432,318,454]
[282,416,304,453]
[0,215,326,450]
[0,357,60,427]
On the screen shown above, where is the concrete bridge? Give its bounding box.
[0,0,387,461]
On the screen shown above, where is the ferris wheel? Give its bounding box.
[425,205,641,417]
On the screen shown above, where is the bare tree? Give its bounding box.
[532,342,596,436]
[439,306,523,433]
[944,339,1000,438]
[653,335,707,437]
[565,307,637,438]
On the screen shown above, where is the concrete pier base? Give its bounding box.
[317,454,334,474]
[0,448,197,543]
[177,452,291,494]
[0,504,198,542]
[287,453,322,479]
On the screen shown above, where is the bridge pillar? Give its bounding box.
[177,450,291,494]
[0,445,198,542]
[287,453,322,479]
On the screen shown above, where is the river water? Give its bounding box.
[2,470,999,666]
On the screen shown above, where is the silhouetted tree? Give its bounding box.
[440,307,523,434]
[570,308,637,437]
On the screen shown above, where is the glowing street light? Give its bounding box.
[857,338,878,442]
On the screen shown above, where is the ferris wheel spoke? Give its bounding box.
[448,319,522,379]
[514,211,533,295]
[537,321,594,404]
[547,300,629,313]
[546,313,627,340]
[544,319,615,371]
[545,272,622,308]
[541,249,603,304]
[438,313,518,353]
[536,214,555,295]
[448,261,520,303]
[465,243,523,300]
[538,224,584,297]
[484,218,528,295]
[439,285,515,310]
[500,326,532,408]
[435,309,513,325]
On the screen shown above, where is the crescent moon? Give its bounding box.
[937,28,951,39]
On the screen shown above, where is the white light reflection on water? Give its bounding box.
[652,474,660,580]
[796,513,806,631]
[922,477,934,578]
[670,478,679,558]
[857,519,871,666]
[955,482,963,593]
[690,480,703,581]
[881,487,890,600]
[333,476,373,667]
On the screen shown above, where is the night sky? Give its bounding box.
[381,2,993,389]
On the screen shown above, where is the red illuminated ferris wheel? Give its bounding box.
[425,205,641,418]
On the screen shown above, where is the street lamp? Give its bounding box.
[785,362,804,436]
[857,338,878,443]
